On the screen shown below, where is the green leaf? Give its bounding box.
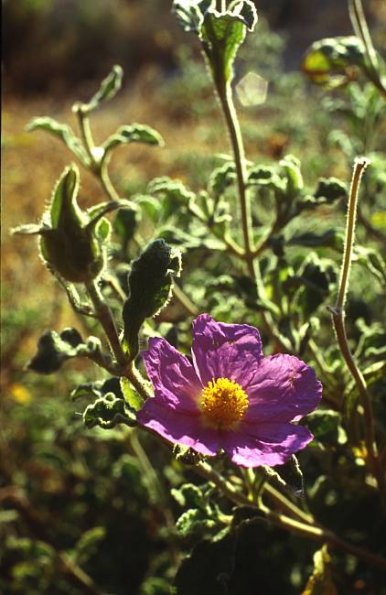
[173,0,213,33]
[50,165,81,228]
[208,162,236,198]
[113,207,140,252]
[171,483,205,508]
[313,177,347,204]
[176,509,217,538]
[73,527,106,565]
[83,393,136,429]
[26,117,89,165]
[148,176,195,204]
[81,65,123,113]
[288,230,344,251]
[201,9,247,86]
[306,410,347,446]
[247,164,285,192]
[353,246,386,284]
[228,0,258,32]
[27,328,84,374]
[279,154,303,195]
[302,36,367,88]
[136,195,162,223]
[120,377,144,411]
[103,124,164,153]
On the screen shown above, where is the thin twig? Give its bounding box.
[330,158,385,507]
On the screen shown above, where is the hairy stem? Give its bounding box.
[85,280,126,366]
[348,0,386,97]
[99,156,121,202]
[218,86,255,278]
[74,105,97,168]
[330,158,385,506]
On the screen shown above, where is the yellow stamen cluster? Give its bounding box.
[199,377,249,429]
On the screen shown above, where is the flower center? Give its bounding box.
[199,377,249,429]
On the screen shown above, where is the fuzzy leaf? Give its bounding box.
[103,124,164,153]
[306,410,346,446]
[313,177,347,203]
[120,377,143,411]
[80,65,123,113]
[201,9,247,85]
[73,527,106,566]
[302,36,367,88]
[27,328,84,374]
[83,393,136,429]
[172,0,213,33]
[26,117,89,164]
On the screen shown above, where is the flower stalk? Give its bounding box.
[330,158,385,506]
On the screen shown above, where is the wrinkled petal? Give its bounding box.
[245,354,322,423]
[143,337,201,413]
[137,398,219,456]
[191,314,263,387]
[224,422,313,467]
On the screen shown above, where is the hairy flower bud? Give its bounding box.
[39,165,107,282]
[122,239,182,359]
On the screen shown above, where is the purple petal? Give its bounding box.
[245,354,322,423]
[191,314,263,387]
[223,422,313,467]
[143,337,202,413]
[137,398,219,456]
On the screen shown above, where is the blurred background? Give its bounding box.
[2,2,386,594]
[3,0,359,96]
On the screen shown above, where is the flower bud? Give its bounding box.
[122,239,182,359]
[38,165,110,283]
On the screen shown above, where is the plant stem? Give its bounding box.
[218,86,255,278]
[172,282,199,317]
[330,158,385,506]
[99,156,121,202]
[74,105,97,168]
[348,0,386,98]
[194,462,386,569]
[85,280,126,366]
[335,158,368,312]
[212,78,293,353]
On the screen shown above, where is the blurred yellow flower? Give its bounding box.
[10,383,32,405]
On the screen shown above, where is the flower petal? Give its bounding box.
[137,398,219,456]
[245,354,322,423]
[224,422,313,467]
[143,337,201,413]
[191,313,263,387]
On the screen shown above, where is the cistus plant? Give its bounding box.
[7,0,386,593]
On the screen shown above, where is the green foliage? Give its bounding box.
[27,328,84,374]
[26,117,90,165]
[83,392,136,429]
[302,36,367,88]
[79,64,123,114]
[122,239,182,358]
[5,2,386,594]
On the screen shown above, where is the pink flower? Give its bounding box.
[138,314,322,467]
